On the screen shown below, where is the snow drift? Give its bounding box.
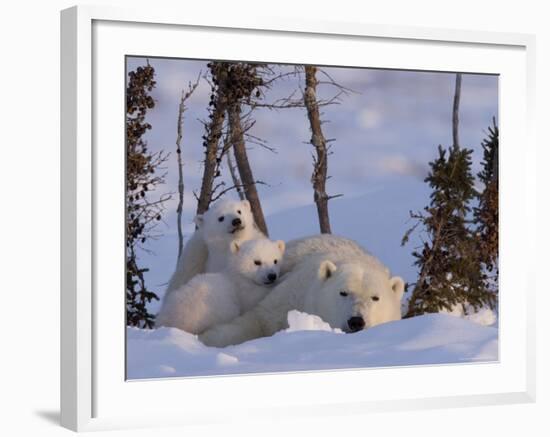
[127,312,498,379]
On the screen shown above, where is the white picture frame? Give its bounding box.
[60,5,536,432]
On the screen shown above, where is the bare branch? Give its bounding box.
[210,179,269,203]
[316,68,360,96]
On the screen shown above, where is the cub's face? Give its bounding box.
[229,239,286,286]
[311,261,404,333]
[195,199,255,241]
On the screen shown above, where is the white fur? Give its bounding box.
[199,234,405,347]
[281,234,388,275]
[156,239,285,335]
[165,199,265,295]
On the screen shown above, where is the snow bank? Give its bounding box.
[127,313,498,379]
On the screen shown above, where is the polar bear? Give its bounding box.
[199,234,404,347]
[156,238,285,335]
[165,199,265,295]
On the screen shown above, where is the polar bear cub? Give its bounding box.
[165,199,265,295]
[156,238,285,335]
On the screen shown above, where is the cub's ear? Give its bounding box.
[276,240,286,254]
[318,260,337,281]
[389,276,405,301]
[230,241,240,254]
[194,214,204,228]
[241,200,251,210]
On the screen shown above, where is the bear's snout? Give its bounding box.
[347,316,365,332]
[232,218,242,227]
[267,273,277,283]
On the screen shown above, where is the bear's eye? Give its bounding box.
[218,216,224,222]
[254,260,262,266]
[274,259,278,264]
[371,296,380,302]
[339,291,348,297]
[237,210,242,215]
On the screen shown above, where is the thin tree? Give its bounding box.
[196,62,267,219]
[303,66,342,234]
[452,73,462,148]
[402,145,486,316]
[126,62,170,328]
[174,77,200,260]
[401,73,495,317]
[228,101,269,235]
[224,132,245,201]
[196,63,230,215]
[201,62,269,235]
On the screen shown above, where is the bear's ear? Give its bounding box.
[389,276,405,301]
[230,241,240,254]
[241,200,251,210]
[276,240,286,254]
[194,214,204,228]
[318,260,337,281]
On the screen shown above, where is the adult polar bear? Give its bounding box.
[199,234,405,347]
[165,199,264,295]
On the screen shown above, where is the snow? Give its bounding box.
[466,308,497,326]
[440,304,498,327]
[127,312,498,379]
[286,310,343,333]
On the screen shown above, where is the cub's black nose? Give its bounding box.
[267,273,277,282]
[347,316,365,332]
[232,218,242,227]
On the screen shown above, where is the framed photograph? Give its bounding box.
[61,5,536,432]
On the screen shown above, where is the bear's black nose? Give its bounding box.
[267,273,277,282]
[232,218,242,227]
[347,316,365,332]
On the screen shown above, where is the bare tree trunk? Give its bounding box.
[227,103,269,236]
[174,78,199,259]
[304,65,332,234]
[225,138,245,201]
[452,73,462,148]
[197,95,227,216]
[175,92,186,260]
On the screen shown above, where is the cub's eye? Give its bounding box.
[254,260,262,266]
[218,216,224,222]
[339,291,348,297]
[371,296,380,302]
[237,210,242,215]
[274,259,278,264]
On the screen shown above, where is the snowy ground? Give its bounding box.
[129,190,499,379]
[127,311,498,379]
